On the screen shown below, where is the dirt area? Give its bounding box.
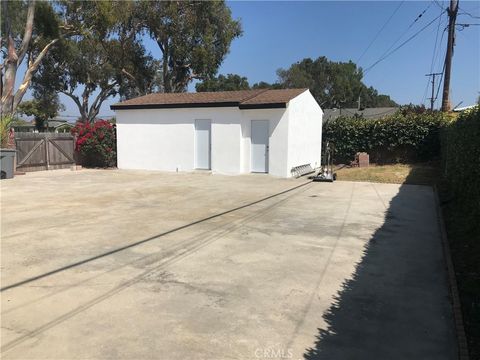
[335,163,440,185]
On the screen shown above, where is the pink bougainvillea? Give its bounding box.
[71,120,116,167]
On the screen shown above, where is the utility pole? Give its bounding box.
[441,0,459,112]
[425,72,442,110]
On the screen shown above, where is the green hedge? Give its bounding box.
[441,106,480,225]
[323,111,446,163]
[440,106,480,356]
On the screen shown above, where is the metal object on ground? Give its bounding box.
[311,141,336,182]
[291,164,314,178]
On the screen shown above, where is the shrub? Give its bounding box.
[71,120,116,167]
[323,111,446,163]
[0,115,14,148]
[441,105,480,248]
[441,105,480,356]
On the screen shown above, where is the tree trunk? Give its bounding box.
[1,36,19,115]
[1,0,36,116]
[62,84,116,124]
[12,39,58,111]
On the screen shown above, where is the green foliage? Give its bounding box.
[440,106,480,355]
[71,120,116,167]
[441,105,480,239]
[34,1,155,122]
[196,74,250,92]
[0,115,14,148]
[142,0,242,92]
[251,81,283,90]
[323,111,446,163]
[276,57,397,108]
[17,88,64,131]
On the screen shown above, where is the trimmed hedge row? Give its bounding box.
[323,111,446,163]
[441,105,480,356]
[441,106,480,225]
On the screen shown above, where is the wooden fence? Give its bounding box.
[15,133,76,172]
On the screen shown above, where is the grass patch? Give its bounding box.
[335,163,439,185]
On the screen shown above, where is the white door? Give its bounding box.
[251,120,269,173]
[195,119,211,169]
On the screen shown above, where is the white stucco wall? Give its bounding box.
[115,107,288,176]
[286,90,323,174]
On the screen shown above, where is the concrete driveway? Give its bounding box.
[1,170,456,359]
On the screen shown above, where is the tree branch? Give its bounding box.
[17,0,36,66]
[12,38,58,111]
[88,83,117,121]
[60,90,82,110]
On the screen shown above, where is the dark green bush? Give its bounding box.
[441,105,480,357]
[323,111,446,163]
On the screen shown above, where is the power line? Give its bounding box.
[458,7,480,19]
[364,10,446,74]
[434,58,447,107]
[423,7,446,105]
[356,1,405,64]
[433,0,447,11]
[375,2,435,61]
[423,25,448,106]
[429,6,445,74]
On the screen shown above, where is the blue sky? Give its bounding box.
[20,1,480,119]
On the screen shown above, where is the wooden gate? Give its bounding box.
[15,133,75,172]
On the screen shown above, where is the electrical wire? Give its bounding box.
[434,58,447,106]
[356,1,405,64]
[371,2,434,65]
[429,7,445,74]
[422,7,446,105]
[364,10,446,74]
[458,7,480,19]
[432,0,446,11]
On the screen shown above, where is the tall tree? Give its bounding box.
[276,57,397,108]
[33,1,156,123]
[1,0,65,115]
[142,1,242,93]
[196,74,250,92]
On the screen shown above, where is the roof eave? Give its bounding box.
[238,103,287,110]
[111,102,288,111]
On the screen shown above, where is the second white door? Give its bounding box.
[251,120,269,173]
[195,119,211,169]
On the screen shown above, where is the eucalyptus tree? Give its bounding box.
[142,0,242,92]
[33,1,156,123]
[1,0,68,115]
[196,74,250,92]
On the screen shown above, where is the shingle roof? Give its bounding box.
[323,107,399,123]
[111,88,308,110]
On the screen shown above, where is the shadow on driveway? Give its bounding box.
[304,169,458,360]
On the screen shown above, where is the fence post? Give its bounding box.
[44,134,50,170]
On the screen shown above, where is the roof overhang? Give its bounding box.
[111,102,287,111]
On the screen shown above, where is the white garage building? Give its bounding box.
[111,88,323,178]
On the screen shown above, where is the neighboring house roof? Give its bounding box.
[48,119,74,128]
[111,88,309,110]
[323,107,398,122]
[452,105,477,112]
